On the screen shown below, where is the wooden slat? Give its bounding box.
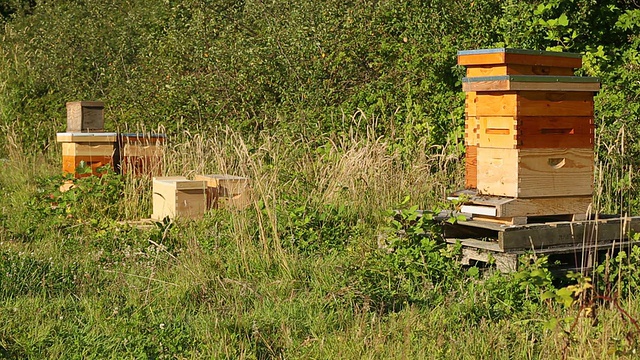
[476,148,594,198]
[475,91,594,117]
[474,116,594,149]
[61,143,115,156]
[458,49,582,68]
[466,64,576,77]
[463,80,600,92]
[499,217,640,250]
[465,145,477,189]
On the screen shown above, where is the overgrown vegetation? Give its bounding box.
[2,0,640,358]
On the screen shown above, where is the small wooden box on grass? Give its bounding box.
[66,101,105,132]
[151,177,206,220]
[56,132,117,178]
[118,133,166,176]
[194,174,251,210]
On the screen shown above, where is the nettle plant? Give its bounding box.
[34,165,125,227]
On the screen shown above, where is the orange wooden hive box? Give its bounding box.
[56,132,117,178]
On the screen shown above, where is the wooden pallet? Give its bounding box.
[444,215,640,251]
[442,212,640,272]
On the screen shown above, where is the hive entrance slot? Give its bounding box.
[548,158,566,169]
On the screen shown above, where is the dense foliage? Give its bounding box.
[1,1,635,149]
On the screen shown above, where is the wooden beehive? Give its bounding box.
[194,174,251,210]
[118,133,166,176]
[56,132,116,178]
[66,101,105,132]
[151,177,206,220]
[458,48,598,214]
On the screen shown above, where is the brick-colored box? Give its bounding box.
[194,174,251,210]
[66,101,105,132]
[118,133,166,176]
[151,177,206,220]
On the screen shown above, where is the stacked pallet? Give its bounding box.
[456,48,599,224]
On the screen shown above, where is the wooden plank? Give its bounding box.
[61,143,115,156]
[446,237,502,252]
[465,146,477,189]
[460,205,496,217]
[457,48,582,68]
[497,196,592,217]
[461,247,518,272]
[506,53,582,68]
[56,132,118,143]
[463,80,600,92]
[499,217,640,250]
[466,64,576,77]
[475,91,594,117]
[476,148,594,198]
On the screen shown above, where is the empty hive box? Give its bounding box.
[457,48,598,196]
[118,133,166,176]
[194,174,251,210]
[66,101,105,132]
[56,132,117,178]
[152,176,206,220]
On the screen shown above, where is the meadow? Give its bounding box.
[2,0,640,358]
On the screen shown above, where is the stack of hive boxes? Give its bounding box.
[56,101,117,178]
[457,48,599,217]
[56,101,166,178]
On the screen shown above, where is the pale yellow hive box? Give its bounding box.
[151,177,207,220]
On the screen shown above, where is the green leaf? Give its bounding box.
[557,13,569,27]
[541,290,556,301]
[467,266,479,278]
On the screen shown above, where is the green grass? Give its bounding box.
[1,127,640,359]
